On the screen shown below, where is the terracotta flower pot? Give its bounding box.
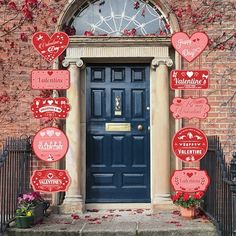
[179,206,195,219]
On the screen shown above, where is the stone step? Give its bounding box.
[6,210,218,236]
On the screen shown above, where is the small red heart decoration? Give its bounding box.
[47,173,53,179]
[187,172,193,178]
[32,32,69,63]
[171,32,208,62]
[47,71,53,76]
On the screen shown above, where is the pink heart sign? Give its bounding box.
[171,169,210,193]
[32,32,69,63]
[171,32,209,62]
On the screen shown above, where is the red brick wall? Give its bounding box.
[0,1,235,198]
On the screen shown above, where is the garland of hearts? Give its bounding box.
[30,32,71,193]
[170,32,211,206]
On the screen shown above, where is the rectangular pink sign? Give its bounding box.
[31,70,70,90]
[170,70,209,90]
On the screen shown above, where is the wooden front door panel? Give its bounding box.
[86,64,150,203]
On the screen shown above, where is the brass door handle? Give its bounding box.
[137,125,143,131]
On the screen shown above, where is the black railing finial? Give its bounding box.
[230,152,236,181]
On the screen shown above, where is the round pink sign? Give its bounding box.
[33,127,68,162]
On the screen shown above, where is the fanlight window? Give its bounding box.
[69,0,171,36]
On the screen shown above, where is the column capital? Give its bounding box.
[62,58,84,68]
[151,57,173,69]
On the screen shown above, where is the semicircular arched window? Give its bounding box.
[69,0,171,36]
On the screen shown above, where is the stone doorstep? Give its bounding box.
[6,209,218,236]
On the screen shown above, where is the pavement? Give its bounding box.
[6,209,217,236]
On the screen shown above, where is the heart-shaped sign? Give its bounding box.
[171,32,209,62]
[32,32,69,63]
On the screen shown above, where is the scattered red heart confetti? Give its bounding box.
[176,223,182,227]
[88,217,100,222]
[87,209,99,212]
[172,210,181,215]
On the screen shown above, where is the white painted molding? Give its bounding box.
[62,58,84,68]
[151,57,174,69]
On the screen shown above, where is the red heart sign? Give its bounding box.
[32,32,69,63]
[171,32,209,62]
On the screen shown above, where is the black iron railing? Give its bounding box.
[201,136,236,236]
[0,137,32,235]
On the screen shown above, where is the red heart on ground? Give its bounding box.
[171,32,208,62]
[187,172,193,178]
[32,32,69,63]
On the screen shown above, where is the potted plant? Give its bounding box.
[16,191,50,227]
[15,207,33,228]
[171,191,204,218]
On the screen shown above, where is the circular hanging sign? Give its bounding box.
[172,127,208,162]
[33,127,69,162]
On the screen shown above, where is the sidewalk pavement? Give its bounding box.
[6,208,217,236]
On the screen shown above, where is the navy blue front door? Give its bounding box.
[86,64,150,203]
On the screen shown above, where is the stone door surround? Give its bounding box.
[59,37,178,213]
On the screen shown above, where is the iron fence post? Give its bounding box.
[230,152,236,236]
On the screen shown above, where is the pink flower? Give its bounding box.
[18,197,23,203]
[23,193,35,201]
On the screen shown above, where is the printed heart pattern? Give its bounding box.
[171,32,209,62]
[32,32,69,63]
[48,100,53,105]
[47,173,53,179]
[40,132,45,137]
[186,71,194,78]
[46,130,54,137]
[187,172,193,178]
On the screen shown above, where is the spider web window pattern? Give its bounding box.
[69,0,171,36]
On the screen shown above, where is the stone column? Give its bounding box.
[151,58,173,209]
[61,58,85,213]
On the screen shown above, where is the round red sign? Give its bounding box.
[33,127,68,162]
[172,127,208,162]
